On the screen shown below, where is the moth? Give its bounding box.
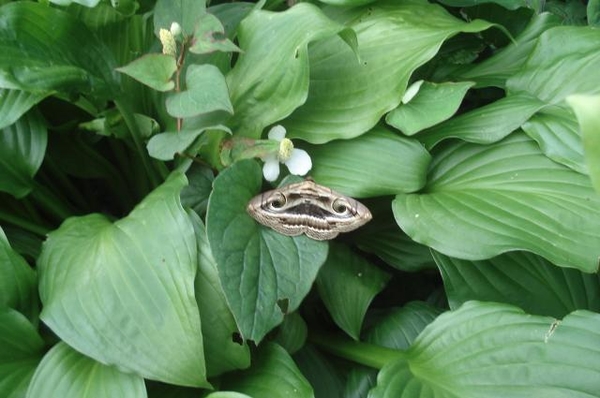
[247,178,372,240]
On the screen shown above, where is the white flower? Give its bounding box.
[262,125,312,181]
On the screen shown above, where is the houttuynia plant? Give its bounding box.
[1,0,600,396]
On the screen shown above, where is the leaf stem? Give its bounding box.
[0,210,51,237]
[308,332,405,369]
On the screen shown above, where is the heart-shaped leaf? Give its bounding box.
[206,159,328,342]
[393,131,600,272]
[285,0,500,143]
[370,302,600,397]
[225,3,357,138]
[190,12,241,54]
[166,64,233,118]
[153,0,206,36]
[116,54,177,92]
[38,172,208,387]
[27,342,146,398]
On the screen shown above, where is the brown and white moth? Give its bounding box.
[247,179,372,240]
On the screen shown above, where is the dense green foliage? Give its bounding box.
[1,0,600,397]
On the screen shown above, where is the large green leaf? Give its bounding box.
[206,160,328,342]
[38,173,208,387]
[307,126,430,197]
[0,110,47,198]
[0,308,44,398]
[316,243,390,340]
[0,2,119,97]
[418,92,546,149]
[567,95,600,194]
[0,227,38,321]
[434,251,600,318]
[26,342,146,398]
[226,3,356,138]
[190,212,250,377]
[222,343,313,398]
[370,302,600,397]
[0,89,48,130]
[285,0,499,143]
[392,132,600,272]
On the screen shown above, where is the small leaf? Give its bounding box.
[206,159,328,342]
[0,308,44,398]
[0,89,49,130]
[308,126,431,197]
[418,92,546,149]
[26,342,146,398]
[166,64,233,118]
[273,312,307,354]
[154,0,206,36]
[116,54,177,92]
[370,302,600,397]
[434,250,600,318]
[393,132,600,272]
[38,173,208,387]
[223,343,313,398]
[0,110,47,198]
[190,12,241,54]
[316,243,390,340]
[567,94,600,194]
[180,165,214,216]
[386,81,474,136]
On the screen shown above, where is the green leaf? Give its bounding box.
[116,54,177,92]
[147,129,205,161]
[589,0,600,25]
[454,13,561,88]
[180,165,214,216]
[436,0,526,9]
[0,228,38,321]
[418,92,546,149]
[49,0,101,6]
[223,343,313,398]
[370,302,600,397]
[294,346,345,398]
[38,173,208,387]
[154,0,206,36]
[0,89,49,130]
[206,159,328,342]
[285,0,500,143]
[386,81,475,136]
[190,212,250,377]
[189,12,241,54]
[0,2,119,97]
[434,251,600,318]
[567,94,600,194]
[226,2,357,138]
[26,342,146,398]
[316,243,390,340]
[308,126,431,197]
[0,110,47,198]
[166,64,233,118]
[273,312,307,355]
[392,132,600,272]
[521,105,586,174]
[0,308,44,398]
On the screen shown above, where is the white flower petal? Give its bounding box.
[263,157,281,181]
[268,125,287,141]
[402,80,424,104]
[285,148,312,176]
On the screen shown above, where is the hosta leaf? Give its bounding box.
[0,110,47,198]
[521,105,585,174]
[434,251,600,318]
[436,0,526,9]
[0,89,48,130]
[166,64,233,118]
[38,173,208,387]
[0,228,38,321]
[0,308,44,398]
[26,342,146,398]
[294,346,345,398]
[116,54,177,92]
[418,92,546,149]
[370,302,600,398]
[316,243,390,340]
[386,81,474,136]
[0,2,119,97]
[190,212,250,377]
[273,312,307,354]
[206,159,328,342]
[308,126,431,197]
[223,343,313,398]
[285,0,500,143]
[226,2,357,138]
[567,94,600,194]
[392,132,600,272]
